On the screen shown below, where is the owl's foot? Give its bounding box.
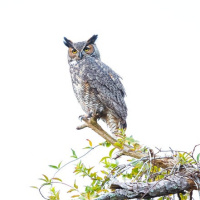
[78,113,93,121]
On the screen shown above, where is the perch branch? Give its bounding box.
[77,117,176,169]
[95,171,199,200]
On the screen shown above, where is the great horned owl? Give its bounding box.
[63,35,127,134]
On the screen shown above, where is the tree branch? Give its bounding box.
[77,118,200,200]
[95,171,198,199]
[78,117,175,168]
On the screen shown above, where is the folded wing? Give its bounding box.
[82,57,127,121]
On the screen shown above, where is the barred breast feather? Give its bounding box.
[70,56,127,133]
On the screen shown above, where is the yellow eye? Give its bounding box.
[84,46,90,52]
[72,49,77,54]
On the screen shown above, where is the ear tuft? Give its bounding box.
[63,37,73,48]
[87,35,98,45]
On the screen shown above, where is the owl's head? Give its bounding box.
[63,35,100,63]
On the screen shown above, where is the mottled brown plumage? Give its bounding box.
[64,35,127,134]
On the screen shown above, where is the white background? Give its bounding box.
[0,0,200,199]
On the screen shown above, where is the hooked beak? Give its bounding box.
[78,52,83,59]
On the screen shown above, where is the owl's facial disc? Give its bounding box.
[64,35,100,62]
[68,44,95,60]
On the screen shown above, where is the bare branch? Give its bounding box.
[192,144,200,157]
[53,144,100,177]
[76,124,88,130]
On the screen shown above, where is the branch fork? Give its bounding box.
[76,117,200,200]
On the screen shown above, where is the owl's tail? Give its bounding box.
[102,111,127,135]
[121,120,127,130]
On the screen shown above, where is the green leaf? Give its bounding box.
[42,174,49,182]
[48,195,56,200]
[197,153,200,162]
[67,188,76,193]
[88,166,94,174]
[30,186,38,189]
[51,187,56,193]
[74,180,78,189]
[85,186,92,192]
[99,141,111,147]
[99,156,110,163]
[109,148,116,158]
[96,176,103,180]
[58,161,62,169]
[114,142,123,148]
[56,191,60,199]
[71,195,80,198]
[49,165,58,169]
[42,182,51,186]
[52,177,62,182]
[101,170,108,175]
[71,149,77,158]
[83,147,92,149]
[90,172,97,178]
[106,142,111,147]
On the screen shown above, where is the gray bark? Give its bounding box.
[95,173,198,200]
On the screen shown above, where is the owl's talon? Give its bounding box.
[88,112,93,118]
[78,115,85,121]
[78,113,93,121]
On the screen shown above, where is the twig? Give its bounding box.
[140,174,172,199]
[39,181,78,200]
[39,145,101,199]
[192,144,200,158]
[76,123,87,130]
[190,190,193,200]
[53,144,100,177]
[146,149,152,182]
[177,193,181,200]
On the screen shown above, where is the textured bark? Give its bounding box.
[95,172,198,199]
